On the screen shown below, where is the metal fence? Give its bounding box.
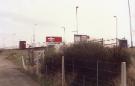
[21,48,135,86]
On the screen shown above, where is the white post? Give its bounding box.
[62,56,65,86]
[121,62,127,86]
[21,56,27,70]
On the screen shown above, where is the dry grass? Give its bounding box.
[3,49,28,67]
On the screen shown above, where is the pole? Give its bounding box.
[83,76,85,86]
[33,24,37,47]
[101,38,104,46]
[121,62,127,86]
[76,6,79,34]
[62,26,66,44]
[21,56,27,70]
[36,58,39,75]
[97,60,99,86]
[114,16,118,47]
[62,56,65,86]
[33,27,35,47]
[128,0,133,47]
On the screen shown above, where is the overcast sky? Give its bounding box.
[0,0,135,48]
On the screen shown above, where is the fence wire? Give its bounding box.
[24,49,135,86]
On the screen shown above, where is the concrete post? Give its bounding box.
[62,56,65,86]
[21,56,27,70]
[121,62,127,86]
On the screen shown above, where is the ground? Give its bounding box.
[0,54,40,86]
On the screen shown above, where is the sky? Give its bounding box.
[0,0,135,48]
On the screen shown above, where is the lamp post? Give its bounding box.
[33,24,37,47]
[128,0,133,47]
[114,16,118,47]
[76,6,79,34]
[61,26,66,44]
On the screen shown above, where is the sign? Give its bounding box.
[19,41,26,49]
[119,39,128,48]
[74,34,89,43]
[46,36,62,45]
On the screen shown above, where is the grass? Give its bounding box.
[5,50,28,67]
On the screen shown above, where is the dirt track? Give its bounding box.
[0,55,40,86]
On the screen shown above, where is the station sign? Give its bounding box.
[46,36,62,45]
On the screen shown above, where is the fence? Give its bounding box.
[21,48,135,86]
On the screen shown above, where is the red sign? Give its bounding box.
[46,37,62,43]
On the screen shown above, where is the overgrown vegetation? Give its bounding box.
[1,43,133,86]
[41,42,131,86]
[6,50,28,67]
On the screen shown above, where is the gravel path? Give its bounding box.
[0,55,40,86]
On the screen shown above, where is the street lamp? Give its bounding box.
[61,26,66,44]
[128,0,133,47]
[114,16,118,47]
[33,24,37,47]
[76,6,79,34]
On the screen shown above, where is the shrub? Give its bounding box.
[42,42,131,86]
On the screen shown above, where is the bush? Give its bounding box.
[41,47,62,75]
[42,42,131,86]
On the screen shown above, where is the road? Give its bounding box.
[0,55,40,86]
